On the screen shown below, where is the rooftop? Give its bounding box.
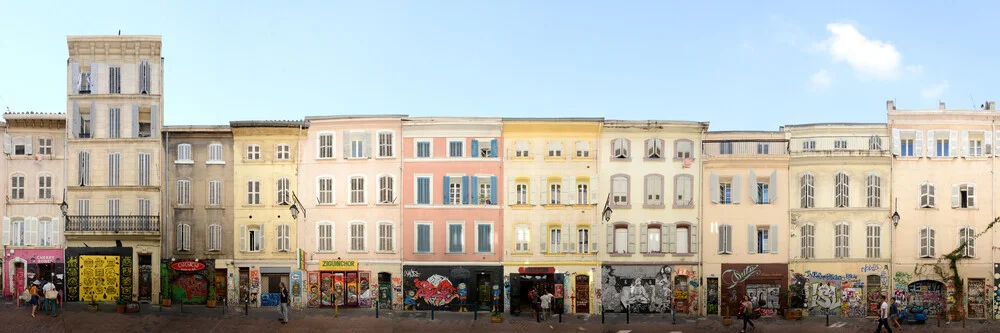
[229,120,309,128]
[305,114,408,121]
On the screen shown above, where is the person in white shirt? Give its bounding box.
[42,280,57,317]
[539,290,553,320]
[874,295,892,333]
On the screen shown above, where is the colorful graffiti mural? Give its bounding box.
[747,283,780,317]
[291,271,303,304]
[994,264,1000,320]
[721,264,787,317]
[413,274,458,306]
[908,280,944,316]
[706,278,719,315]
[79,256,120,302]
[402,265,502,311]
[601,265,673,313]
[968,278,986,319]
[359,272,371,308]
[790,266,887,318]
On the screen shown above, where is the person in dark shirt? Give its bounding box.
[279,282,290,324]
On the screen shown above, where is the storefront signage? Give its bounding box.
[518,267,555,274]
[319,260,358,271]
[171,261,206,272]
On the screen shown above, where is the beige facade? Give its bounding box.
[598,120,707,315]
[784,123,892,318]
[64,35,164,303]
[888,101,996,319]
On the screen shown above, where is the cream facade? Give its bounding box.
[502,118,601,315]
[784,123,892,318]
[598,120,707,315]
[64,35,164,303]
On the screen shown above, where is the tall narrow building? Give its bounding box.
[64,35,164,303]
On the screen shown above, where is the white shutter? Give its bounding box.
[769,224,779,254]
[914,131,924,157]
[26,217,38,246]
[747,224,756,254]
[590,230,599,253]
[639,222,648,253]
[529,177,538,205]
[748,169,757,203]
[176,223,183,250]
[717,224,724,254]
[606,224,614,253]
[769,170,778,203]
[569,224,578,253]
[260,225,266,251]
[968,184,976,208]
[562,224,570,253]
[363,131,372,158]
[985,131,993,155]
[626,223,636,254]
[926,130,935,157]
[2,217,10,246]
[961,131,969,157]
[709,173,719,203]
[538,176,546,204]
[919,228,927,257]
[90,63,98,94]
[891,129,901,155]
[951,184,960,208]
[240,225,247,251]
[590,177,598,203]
[666,224,677,253]
[930,228,936,256]
[564,178,574,205]
[732,174,742,204]
[24,135,32,155]
[71,62,80,93]
[949,130,958,157]
[52,217,61,246]
[690,225,699,253]
[539,227,547,253]
[2,133,11,154]
[507,177,514,205]
[184,225,191,251]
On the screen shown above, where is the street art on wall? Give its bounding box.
[392,277,403,310]
[346,273,358,306]
[600,265,673,313]
[334,273,345,306]
[307,272,320,307]
[402,265,502,311]
[994,264,1000,320]
[291,271,303,304]
[908,280,944,316]
[167,260,214,305]
[789,266,887,318]
[79,256,121,302]
[968,278,986,319]
[261,293,280,306]
[359,272,371,308]
[747,283,780,317]
[720,264,787,317]
[706,278,719,315]
[893,271,912,301]
[413,274,458,306]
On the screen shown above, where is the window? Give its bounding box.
[919,227,935,258]
[416,140,431,158]
[614,226,628,253]
[416,223,431,253]
[177,180,191,206]
[866,174,881,208]
[77,110,92,138]
[800,224,815,259]
[866,224,881,259]
[575,141,590,158]
[549,182,561,204]
[176,144,192,163]
[448,223,464,253]
[756,182,770,204]
[449,178,462,205]
[835,222,850,258]
[108,107,121,139]
[208,224,222,251]
[936,134,950,157]
[318,177,334,204]
[208,180,223,206]
[834,139,848,149]
[38,218,53,247]
[577,227,590,253]
[478,177,491,204]
[139,59,152,94]
[38,137,52,155]
[176,223,191,252]
[77,199,90,218]
[37,174,52,199]
[109,66,121,94]
[547,140,562,157]
[969,138,984,157]
[919,182,936,208]
[647,225,662,253]
[378,222,394,252]
[350,176,365,204]
[276,144,290,160]
[476,223,493,253]
[477,139,493,157]
[276,177,290,205]
[611,138,630,160]
[277,224,291,252]
[247,180,261,205]
[247,225,262,252]
[246,145,260,160]
[377,131,394,157]
[350,132,366,159]
[802,140,816,151]
[718,224,733,254]
[448,140,464,157]
[959,227,975,258]
[515,182,528,205]
[79,70,92,93]
[756,227,770,254]
[107,152,120,186]
[756,143,769,154]
[834,172,849,208]
[548,227,561,253]
[674,175,693,207]
[644,174,663,207]
[416,177,431,204]
[900,137,914,156]
[208,144,224,163]
[9,218,24,246]
[515,141,529,157]
[577,182,589,204]
[676,226,690,254]
[612,175,629,206]
[675,140,693,159]
[718,182,732,204]
[137,198,151,216]
[645,138,663,159]
[515,224,529,253]
[10,174,24,200]
[347,222,363,249]
[800,174,814,208]
[138,152,151,186]
[317,222,334,252]
[957,183,976,208]
[379,175,394,204]
[108,199,121,218]
[318,133,335,158]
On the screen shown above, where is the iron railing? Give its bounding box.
[789,136,890,154]
[702,140,789,156]
[65,215,160,232]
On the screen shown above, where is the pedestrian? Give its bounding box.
[43,280,58,317]
[889,297,901,331]
[875,295,893,333]
[28,280,40,318]
[740,295,755,333]
[539,289,553,320]
[278,282,290,324]
[528,288,540,321]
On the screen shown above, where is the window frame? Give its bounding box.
[959,226,976,258]
[78,151,90,186]
[349,175,367,204]
[575,141,590,158]
[919,226,936,258]
[613,224,628,254]
[475,221,494,254]
[317,221,335,253]
[176,223,192,252]
[415,176,432,205]
[246,144,261,160]
[866,223,881,259]
[37,137,53,155]
[919,182,936,208]
[275,143,291,161]
[800,223,815,259]
[478,176,492,205]
[207,224,222,252]
[514,224,530,253]
[515,181,529,205]
[547,140,563,158]
[644,138,664,160]
[138,152,151,186]
[958,183,976,208]
[866,173,881,208]
[378,174,395,204]
[37,174,52,200]
[576,180,589,205]
[208,143,225,163]
[415,139,432,158]
[647,224,663,253]
[176,143,193,163]
[611,174,630,208]
[834,221,850,258]
[246,180,261,205]
[10,173,25,200]
[548,181,562,205]
[717,223,733,254]
[674,139,694,160]
[177,180,192,206]
[514,140,530,158]
[349,221,366,252]
[377,130,395,158]
[208,180,223,207]
[644,174,664,208]
[447,139,464,158]
[447,222,465,253]
[800,173,815,208]
[834,171,850,208]
[107,152,120,186]
[415,222,433,253]
[611,138,631,160]
[317,176,335,205]
[275,177,291,205]
[377,221,395,253]
[548,226,562,254]
[577,226,590,253]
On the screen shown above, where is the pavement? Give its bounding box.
[0,301,995,333]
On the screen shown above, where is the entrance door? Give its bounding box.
[476,273,492,310]
[865,275,882,317]
[706,278,719,315]
[575,275,590,314]
[239,268,249,304]
[377,273,392,309]
[138,255,152,302]
[214,270,227,303]
[14,263,25,295]
[345,272,358,307]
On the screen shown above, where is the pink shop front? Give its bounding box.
[4,249,66,300]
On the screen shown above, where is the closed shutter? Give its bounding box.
[748,169,757,203]
[52,217,61,247]
[709,173,719,203]
[507,177,515,205]
[132,104,140,138]
[590,230,600,253]
[26,217,38,246]
[769,224,778,254]
[529,177,538,205]
[949,130,958,157]
[71,62,80,93]
[985,131,993,155]
[343,132,350,158]
[471,140,479,157]
[569,224,578,253]
[639,222,648,253]
[748,225,756,254]
[891,129,901,155]
[732,175,741,204]
[442,176,450,204]
[690,225,699,254]
[490,176,498,205]
[717,224,724,254]
[606,224,614,253]
[260,225,266,251]
[926,130,935,157]
[2,217,10,246]
[90,63,98,93]
[914,131,923,157]
[562,224,570,253]
[968,184,976,207]
[539,227,547,253]
[151,105,159,138]
[589,177,598,204]
[626,223,636,254]
[769,170,778,203]
[71,101,79,138]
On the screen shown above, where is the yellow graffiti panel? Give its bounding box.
[78,256,120,302]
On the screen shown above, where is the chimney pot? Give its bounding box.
[886,100,896,111]
[989,101,996,110]
[939,102,946,110]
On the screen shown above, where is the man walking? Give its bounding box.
[42,280,58,317]
[875,295,892,333]
[278,282,290,324]
[539,289,554,321]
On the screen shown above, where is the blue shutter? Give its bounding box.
[490,176,498,205]
[416,178,425,204]
[462,176,470,204]
[490,139,498,157]
[471,140,479,158]
[471,177,479,204]
[443,176,450,204]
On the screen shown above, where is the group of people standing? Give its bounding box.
[22,279,59,318]
[527,288,555,321]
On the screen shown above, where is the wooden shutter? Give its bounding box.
[132,104,139,138]
[949,130,958,157]
[363,131,372,158]
[461,176,470,205]
[891,129,901,155]
[507,177,515,205]
[626,223,636,254]
[52,217,61,247]
[539,227,547,253]
[666,224,677,253]
[926,130,935,157]
[690,225,699,254]
[71,62,80,93]
[24,135,32,155]
[176,223,183,250]
[90,63,98,93]
[71,101,79,138]
[442,176,450,204]
[769,170,778,203]
[661,224,670,253]
[2,217,9,246]
[985,131,993,155]
[471,140,479,157]
[961,131,969,157]
[241,225,247,252]
[569,224,578,253]
[732,175,741,204]
[747,225,756,254]
[26,217,38,246]
[490,139,498,157]
[951,184,960,208]
[490,176,498,205]
[260,225,266,251]
[589,177,597,204]
[590,228,599,253]
[968,184,976,208]
[563,177,573,205]
[529,177,538,205]
[748,169,757,203]
[717,224,724,254]
[769,224,778,254]
[914,131,923,157]
[639,222,648,253]
[606,224,614,253]
[343,132,350,158]
[709,173,719,203]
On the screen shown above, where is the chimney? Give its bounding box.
[886,100,895,111]
[989,101,996,110]
[939,102,946,110]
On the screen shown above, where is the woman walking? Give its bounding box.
[28,280,40,318]
[739,295,755,333]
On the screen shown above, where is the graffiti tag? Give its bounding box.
[722,265,761,289]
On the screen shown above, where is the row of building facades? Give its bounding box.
[0,35,996,320]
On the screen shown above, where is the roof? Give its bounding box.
[305,114,408,121]
[501,117,605,122]
[3,112,66,121]
[707,130,783,134]
[604,120,709,128]
[163,125,232,133]
[782,122,886,128]
[67,35,161,42]
[229,120,309,128]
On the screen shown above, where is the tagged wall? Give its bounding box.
[720,264,787,317]
[601,265,674,313]
[788,264,888,318]
[402,265,503,311]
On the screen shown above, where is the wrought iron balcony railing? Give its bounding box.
[65,215,160,233]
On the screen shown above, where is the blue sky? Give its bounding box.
[0,1,995,130]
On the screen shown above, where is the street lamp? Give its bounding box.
[891,211,900,228]
[289,203,299,220]
[289,192,305,220]
[60,199,68,217]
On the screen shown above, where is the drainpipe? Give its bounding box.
[697,125,705,317]
[887,120,894,300]
[164,131,170,259]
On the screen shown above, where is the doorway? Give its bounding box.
[239,268,249,305]
[214,270,227,303]
[866,275,882,317]
[476,273,492,310]
[574,275,590,314]
[674,275,689,313]
[138,255,152,302]
[377,272,392,309]
[14,262,25,295]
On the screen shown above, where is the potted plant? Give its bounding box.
[87,294,99,312]
[162,295,172,307]
[115,296,127,313]
[127,300,140,313]
[207,287,217,308]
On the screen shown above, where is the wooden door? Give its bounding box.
[574,275,589,314]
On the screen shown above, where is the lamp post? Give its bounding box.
[891,199,900,300]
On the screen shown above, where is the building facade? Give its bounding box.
[888,101,995,320]
[783,123,892,318]
[64,35,164,303]
[701,131,789,318]
[298,115,405,309]
[230,121,307,307]
[501,118,601,315]
[2,113,67,300]
[598,120,707,316]
[401,117,504,312]
[163,126,234,306]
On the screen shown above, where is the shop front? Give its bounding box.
[600,264,700,314]
[719,264,788,317]
[162,259,215,305]
[306,260,373,308]
[787,262,890,318]
[403,264,503,312]
[4,249,66,300]
[64,247,134,302]
[506,264,596,315]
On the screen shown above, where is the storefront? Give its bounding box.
[64,246,134,302]
[719,264,788,317]
[506,264,596,315]
[403,264,503,312]
[4,249,66,300]
[787,262,890,318]
[600,264,700,314]
[162,259,215,305]
[306,260,372,308]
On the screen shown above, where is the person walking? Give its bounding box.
[740,295,755,333]
[42,280,58,317]
[875,295,893,333]
[277,282,290,324]
[889,297,901,331]
[528,288,540,321]
[28,280,40,318]
[539,289,553,321]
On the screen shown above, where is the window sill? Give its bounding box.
[413,252,435,255]
[672,157,695,162]
[610,158,631,162]
[206,206,225,210]
[174,205,194,210]
[174,161,194,165]
[316,157,337,160]
[206,161,226,165]
[510,252,532,256]
[543,204,567,209]
[316,203,337,206]
[643,157,665,162]
[544,157,565,161]
[346,157,371,160]
[375,251,396,255]
[609,253,632,257]
[964,156,989,160]
[375,202,398,206]
[673,253,695,257]
[918,207,938,210]
[316,251,337,254]
[611,204,631,209]
[571,157,593,161]
[474,252,496,255]
[375,156,395,159]
[953,207,978,210]
[894,156,920,160]
[572,204,594,208]
[241,204,264,208]
[672,204,695,209]
[929,157,955,160]
[642,252,665,257]
[643,204,665,209]
[447,155,465,158]
[511,157,532,161]
[346,251,367,254]
[347,203,368,206]
[446,252,466,255]
[511,204,533,209]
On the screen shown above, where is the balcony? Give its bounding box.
[789,136,890,157]
[702,140,789,157]
[65,215,160,233]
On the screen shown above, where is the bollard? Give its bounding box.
[672,306,676,325]
[559,311,562,323]
[601,308,605,324]
[826,313,829,327]
[474,304,478,321]
[431,304,435,320]
[626,308,630,324]
[937,312,940,327]
[376,299,379,318]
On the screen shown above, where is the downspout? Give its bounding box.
[887,118,894,299]
[164,131,170,258]
[697,125,706,317]
[991,119,996,298]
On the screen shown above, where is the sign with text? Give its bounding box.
[171,261,206,272]
[518,267,555,274]
[319,260,358,271]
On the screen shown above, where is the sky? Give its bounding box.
[0,1,997,130]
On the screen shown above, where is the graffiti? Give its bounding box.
[722,265,761,289]
[291,271,303,304]
[413,274,458,306]
[359,273,371,308]
[968,279,986,319]
[307,272,320,307]
[843,284,864,318]
[805,271,857,281]
[806,283,839,316]
[860,264,884,273]
[746,283,779,314]
[908,280,944,316]
[171,275,209,303]
[706,278,719,315]
[601,265,672,313]
[994,264,1000,319]
[503,277,510,313]
[404,269,420,278]
[79,256,120,302]
[261,293,279,306]
[249,269,261,292]
[346,273,358,306]
[392,277,403,310]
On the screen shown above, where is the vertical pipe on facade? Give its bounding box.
[164,131,170,257]
[887,118,894,295]
[697,125,705,317]
[991,119,995,280]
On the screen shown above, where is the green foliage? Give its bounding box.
[914,216,1000,316]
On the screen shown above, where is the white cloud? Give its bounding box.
[920,81,950,99]
[814,23,908,80]
[809,69,832,90]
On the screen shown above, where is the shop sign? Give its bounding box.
[319,260,358,271]
[518,267,555,274]
[171,261,206,272]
